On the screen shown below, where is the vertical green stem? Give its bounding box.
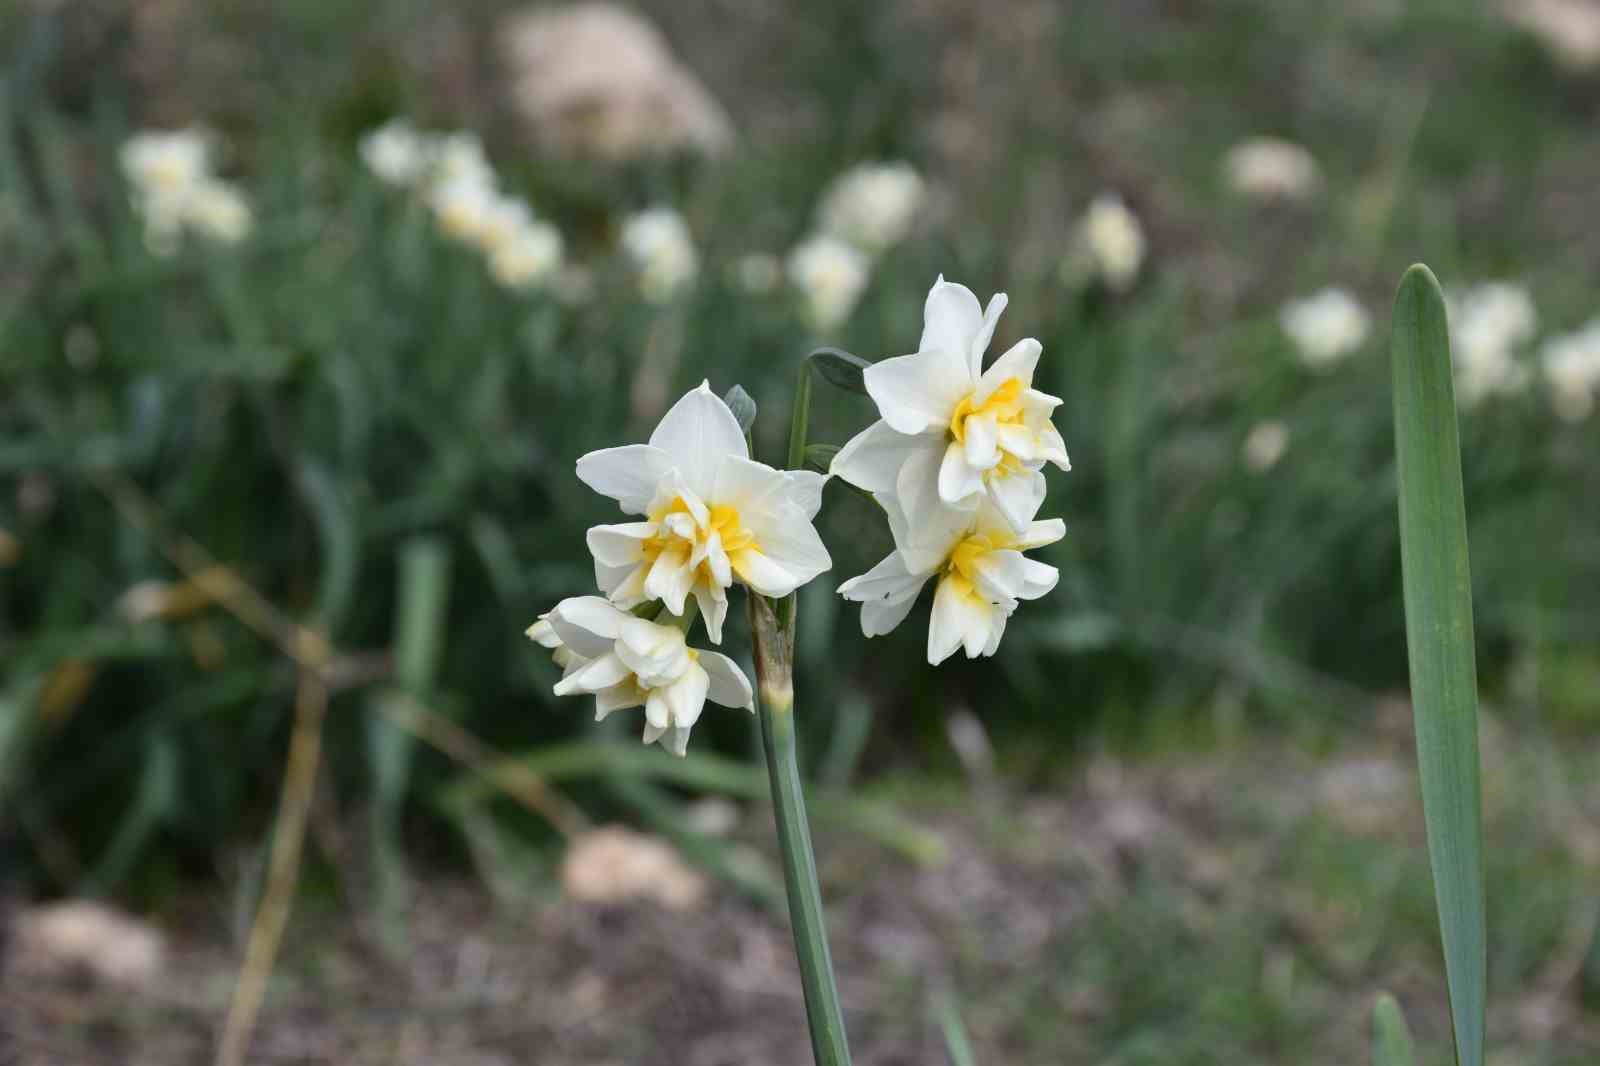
[749,592,851,1066]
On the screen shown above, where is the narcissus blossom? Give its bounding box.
[578,382,832,642]
[831,277,1069,533]
[1449,282,1537,409]
[817,162,926,255]
[120,128,253,255]
[1063,194,1145,292]
[787,234,871,331]
[620,207,700,304]
[360,119,433,186]
[532,597,753,755]
[1541,318,1600,422]
[838,492,1062,665]
[489,220,565,290]
[1280,287,1370,369]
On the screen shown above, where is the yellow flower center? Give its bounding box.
[948,377,1027,445]
[640,497,758,580]
[943,531,1012,603]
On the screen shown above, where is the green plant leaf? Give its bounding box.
[1371,993,1417,1066]
[806,347,872,394]
[803,443,839,474]
[724,384,758,434]
[1390,263,1485,1066]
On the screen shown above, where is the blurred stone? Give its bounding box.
[1316,756,1410,837]
[17,900,166,986]
[682,797,740,838]
[498,3,734,161]
[1505,0,1600,72]
[560,825,706,910]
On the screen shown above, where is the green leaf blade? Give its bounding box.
[1390,263,1486,1066]
[1371,993,1417,1066]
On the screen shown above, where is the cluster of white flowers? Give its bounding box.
[1540,318,1600,422]
[119,128,253,256]
[1280,287,1371,369]
[359,119,564,292]
[832,278,1069,664]
[780,162,927,331]
[1448,282,1538,409]
[1062,193,1146,293]
[620,207,701,304]
[1223,137,1322,202]
[530,382,832,753]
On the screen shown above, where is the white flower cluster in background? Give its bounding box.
[1223,137,1322,202]
[833,278,1069,664]
[1448,282,1538,409]
[1243,420,1291,473]
[359,119,564,292]
[780,161,927,331]
[1062,193,1146,293]
[620,207,700,304]
[120,128,253,256]
[1540,318,1600,422]
[1280,287,1371,369]
[529,383,832,753]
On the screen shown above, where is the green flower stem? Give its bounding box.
[749,591,851,1066]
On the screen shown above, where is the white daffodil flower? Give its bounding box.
[620,207,700,304]
[576,382,832,643]
[533,597,753,756]
[816,161,926,255]
[489,219,564,290]
[184,179,253,244]
[831,277,1069,534]
[360,119,434,186]
[120,129,211,200]
[1280,287,1370,369]
[787,233,871,331]
[838,491,1062,665]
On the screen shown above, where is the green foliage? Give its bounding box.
[1390,265,1485,1066]
[1372,993,1417,1066]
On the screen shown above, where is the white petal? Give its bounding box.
[615,618,692,688]
[969,292,1009,377]
[743,505,832,584]
[648,381,749,500]
[586,522,654,567]
[968,549,1032,605]
[661,725,692,756]
[698,651,754,710]
[596,559,648,605]
[937,439,986,506]
[831,420,926,495]
[645,689,672,729]
[554,652,632,696]
[837,549,924,602]
[729,547,801,597]
[962,413,1001,470]
[1012,517,1066,551]
[643,720,667,745]
[783,470,829,520]
[643,549,695,615]
[692,584,729,645]
[861,589,921,637]
[987,469,1047,533]
[920,276,983,356]
[884,478,972,575]
[863,349,971,435]
[525,616,560,648]
[575,445,673,515]
[656,470,710,527]
[982,609,1008,656]
[548,596,631,659]
[663,663,710,728]
[975,338,1042,403]
[928,576,990,665]
[1016,557,1059,600]
[595,684,644,718]
[710,455,792,516]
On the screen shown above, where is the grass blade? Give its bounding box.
[1372,993,1417,1066]
[1390,263,1485,1066]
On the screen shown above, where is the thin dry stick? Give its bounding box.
[214,666,328,1066]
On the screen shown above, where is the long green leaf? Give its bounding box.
[1390,263,1485,1066]
[1371,993,1417,1066]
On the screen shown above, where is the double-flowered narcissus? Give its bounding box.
[529,597,753,756]
[576,382,832,644]
[831,277,1070,534]
[838,488,1063,664]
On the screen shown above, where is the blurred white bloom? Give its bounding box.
[1223,137,1322,201]
[475,195,538,255]
[1243,420,1291,473]
[1449,282,1537,408]
[120,129,252,254]
[1504,0,1600,72]
[538,596,753,755]
[817,161,926,255]
[1540,318,1600,422]
[432,131,495,190]
[561,825,706,908]
[1064,193,1145,292]
[429,177,502,246]
[184,179,253,243]
[359,119,434,186]
[577,382,832,643]
[490,220,565,290]
[120,128,211,199]
[1280,287,1370,368]
[832,277,1069,534]
[839,494,1061,665]
[733,252,783,294]
[620,207,699,304]
[786,234,871,331]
